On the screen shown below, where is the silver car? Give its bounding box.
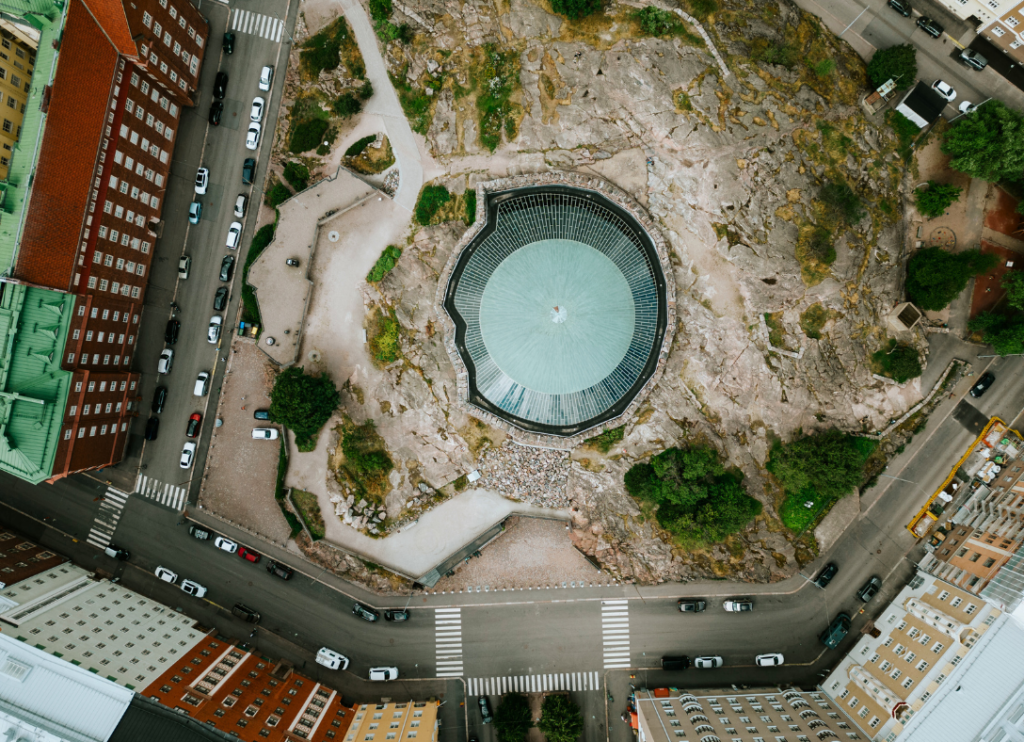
[250,96,265,122]
[246,122,261,151]
[694,656,723,669]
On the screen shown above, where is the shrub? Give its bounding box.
[751,39,798,68]
[269,367,341,450]
[537,695,584,742]
[316,126,339,156]
[813,59,836,77]
[300,20,349,77]
[820,181,865,225]
[494,694,533,742]
[283,161,310,191]
[341,420,393,478]
[634,7,682,36]
[888,345,923,383]
[290,118,330,153]
[241,224,276,325]
[687,0,718,19]
[368,0,391,23]
[914,181,962,218]
[333,93,362,117]
[584,426,625,453]
[366,245,403,283]
[415,184,452,225]
[867,44,917,90]
[551,0,602,20]
[346,136,376,158]
[464,189,477,225]
[805,226,836,265]
[906,247,999,311]
[887,109,919,162]
[358,81,374,100]
[369,309,401,363]
[265,182,292,207]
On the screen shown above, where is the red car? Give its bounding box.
[238,547,261,563]
[186,412,202,439]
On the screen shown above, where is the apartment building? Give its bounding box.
[344,701,439,742]
[0,19,38,180]
[0,526,65,594]
[0,563,208,689]
[634,687,862,742]
[820,572,1001,742]
[925,0,1024,65]
[143,634,357,741]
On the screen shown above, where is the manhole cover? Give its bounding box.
[328,231,340,242]
[928,226,956,249]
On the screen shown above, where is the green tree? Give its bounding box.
[264,182,292,207]
[969,312,1024,355]
[494,693,533,742]
[905,247,999,311]
[1004,271,1024,310]
[888,345,922,383]
[268,367,341,449]
[767,429,867,504]
[283,161,310,191]
[551,0,602,19]
[914,181,962,218]
[537,695,584,742]
[289,119,330,153]
[866,44,917,90]
[942,100,1024,182]
[333,93,362,117]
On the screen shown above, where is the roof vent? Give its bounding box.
[0,657,31,682]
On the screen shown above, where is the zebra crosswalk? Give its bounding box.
[135,474,187,512]
[86,488,129,549]
[602,599,631,669]
[230,9,284,42]
[468,673,601,697]
[435,608,463,677]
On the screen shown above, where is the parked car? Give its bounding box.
[723,599,752,612]
[104,544,130,560]
[208,315,223,344]
[286,258,300,267]
[222,32,235,54]
[246,122,261,151]
[252,427,278,440]
[238,547,261,563]
[353,603,380,622]
[186,412,202,439]
[960,48,988,70]
[693,656,723,669]
[194,371,210,397]
[189,525,212,540]
[151,386,167,414]
[316,647,349,670]
[259,65,274,92]
[254,409,270,420]
[155,566,177,583]
[678,599,706,613]
[857,576,883,603]
[232,603,261,623]
[214,71,228,99]
[369,666,399,681]
[195,167,209,195]
[970,372,995,398]
[477,695,493,723]
[267,560,294,580]
[214,537,238,554]
[931,80,957,102]
[220,255,235,282]
[958,101,976,115]
[662,655,690,671]
[180,441,197,469]
[188,201,202,224]
[214,287,229,311]
[242,158,256,185]
[144,416,159,441]
[250,97,264,122]
[384,609,409,622]
[820,613,852,649]
[815,562,839,588]
[209,101,223,126]
[178,255,192,279]
[180,579,208,598]
[755,653,785,667]
[226,221,242,249]
[234,194,248,219]
[888,0,911,16]
[164,319,180,345]
[157,348,174,374]
[916,16,944,38]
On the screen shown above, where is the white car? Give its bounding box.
[755,653,785,667]
[155,566,178,583]
[157,348,174,374]
[369,666,399,681]
[178,255,191,280]
[316,647,350,670]
[693,656,723,669]
[931,80,957,102]
[250,97,265,122]
[214,536,238,554]
[194,371,210,397]
[180,579,208,598]
[958,100,976,114]
[252,428,279,440]
[208,315,223,344]
[180,441,197,469]
[234,194,247,219]
[226,221,242,249]
[246,122,261,151]
[194,167,209,195]
[723,599,753,612]
[259,65,274,92]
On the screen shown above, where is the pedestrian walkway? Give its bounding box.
[602,599,631,669]
[230,9,284,42]
[85,488,129,549]
[135,474,188,512]
[435,607,463,678]
[467,672,602,696]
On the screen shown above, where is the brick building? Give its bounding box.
[0,525,65,592]
[143,635,358,741]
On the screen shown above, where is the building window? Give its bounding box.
[992,25,1006,36]
[2,119,10,133]
[142,11,152,27]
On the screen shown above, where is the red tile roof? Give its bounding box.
[14,0,123,289]
[80,0,137,58]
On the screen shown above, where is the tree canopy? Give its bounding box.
[494,693,533,742]
[942,101,1024,182]
[768,429,869,505]
[969,312,1024,355]
[1005,271,1024,311]
[905,247,999,311]
[268,367,340,449]
[550,0,602,19]
[537,695,584,742]
[914,181,962,218]
[866,45,917,91]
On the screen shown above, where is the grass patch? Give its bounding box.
[686,0,718,19]
[290,118,330,154]
[794,225,835,286]
[799,303,833,339]
[474,43,521,151]
[291,489,326,540]
[390,69,433,135]
[241,224,276,326]
[674,90,693,112]
[887,109,919,163]
[368,308,401,364]
[366,245,402,283]
[750,38,799,68]
[336,417,394,507]
[283,161,310,191]
[464,189,477,225]
[583,425,625,453]
[347,135,395,174]
[764,312,785,348]
[452,474,469,491]
[415,184,452,225]
[301,17,364,80]
[632,7,704,44]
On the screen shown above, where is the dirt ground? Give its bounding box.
[430,517,602,591]
[197,338,292,545]
[971,241,1024,320]
[984,187,1023,237]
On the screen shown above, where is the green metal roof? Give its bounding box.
[0,0,65,276]
[0,283,74,483]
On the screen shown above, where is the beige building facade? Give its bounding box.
[0,18,37,179]
[344,700,440,742]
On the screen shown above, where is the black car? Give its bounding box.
[916,16,944,38]
[213,71,228,100]
[970,372,995,398]
[662,655,690,671]
[151,385,167,414]
[678,599,707,613]
[220,255,235,282]
[242,157,256,185]
[214,286,229,311]
[222,32,235,54]
[254,409,271,420]
[231,603,261,623]
[164,318,180,344]
[384,609,409,622]
[189,525,212,540]
[888,0,911,16]
[820,613,851,649]
[478,696,493,724]
[266,560,294,580]
[144,416,159,441]
[353,602,380,622]
[815,562,839,588]
[209,100,223,126]
[857,576,883,603]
